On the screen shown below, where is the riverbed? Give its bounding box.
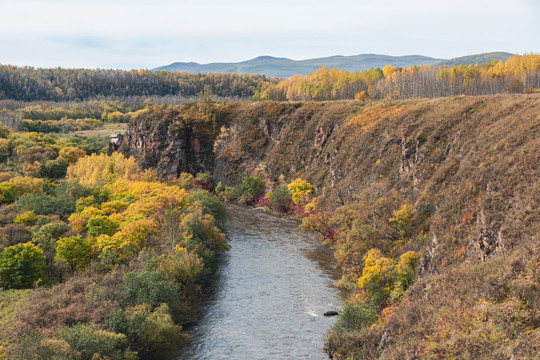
[178,204,343,359]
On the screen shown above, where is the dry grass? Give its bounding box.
[58,123,127,138]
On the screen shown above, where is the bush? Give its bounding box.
[9,176,45,197]
[121,270,183,319]
[37,338,81,360]
[181,207,228,253]
[59,147,87,165]
[34,220,69,243]
[287,178,313,204]
[14,272,124,337]
[266,184,292,212]
[188,190,225,222]
[0,242,47,288]
[1,224,32,246]
[158,249,204,293]
[87,215,119,236]
[33,220,70,262]
[177,172,196,189]
[215,182,238,202]
[333,302,378,333]
[41,157,69,179]
[108,303,187,358]
[240,175,265,204]
[16,193,76,218]
[55,323,137,360]
[14,210,38,226]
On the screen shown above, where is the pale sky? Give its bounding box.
[1,0,539,70]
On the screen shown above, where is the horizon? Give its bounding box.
[0,52,530,72]
[1,0,539,70]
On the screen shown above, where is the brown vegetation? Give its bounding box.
[122,94,539,359]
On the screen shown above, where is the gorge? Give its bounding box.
[116,94,540,359]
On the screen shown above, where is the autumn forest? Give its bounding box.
[0,53,539,360]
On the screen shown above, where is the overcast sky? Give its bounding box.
[1,0,539,70]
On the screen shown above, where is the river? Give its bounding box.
[178,204,343,359]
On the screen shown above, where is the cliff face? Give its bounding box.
[120,95,539,273]
[119,105,221,178]
[118,95,540,359]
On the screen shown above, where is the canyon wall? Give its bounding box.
[119,95,540,358]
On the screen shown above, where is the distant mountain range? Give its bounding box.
[154,52,514,78]
[438,52,513,66]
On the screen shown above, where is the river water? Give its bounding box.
[178,204,343,359]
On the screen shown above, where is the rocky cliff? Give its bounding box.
[118,95,540,359]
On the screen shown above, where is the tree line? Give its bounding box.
[255,54,540,101]
[0,66,275,101]
[2,55,538,103]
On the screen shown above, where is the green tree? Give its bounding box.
[0,242,47,288]
[121,270,182,318]
[0,182,16,204]
[87,215,119,236]
[55,236,94,272]
[108,303,187,358]
[240,175,265,204]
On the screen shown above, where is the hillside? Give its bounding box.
[440,52,514,66]
[119,95,540,359]
[155,54,443,77]
[154,52,516,77]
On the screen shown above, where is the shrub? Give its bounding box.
[37,338,81,360]
[181,207,228,253]
[188,190,226,222]
[357,249,396,307]
[14,272,123,337]
[391,250,420,301]
[266,184,292,212]
[87,215,119,236]
[14,210,38,226]
[287,178,313,204]
[333,302,378,333]
[1,224,32,246]
[9,176,45,196]
[194,172,212,190]
[55,323,137,360]
[100,200,129,215]
[59,147,87,165]
[0,242,47,288]
[0,139,9,161]
[215,182,238,201]
[16,193,76,217]
[33,220,70,262]
[67,153,139,186]
[177,172,196,189]
[240,175,265,204]
[108,303,187,358]
[121,270,183,319]
[34,220,69,242]
[42,157,69,179]
[158,248,204,293]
